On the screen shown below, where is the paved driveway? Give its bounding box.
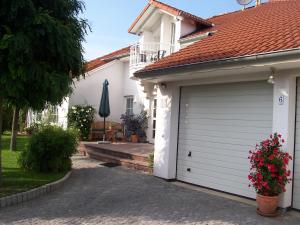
[0,155,299,225]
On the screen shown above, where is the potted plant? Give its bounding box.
[121,111,148,143]
[248,133,292,216]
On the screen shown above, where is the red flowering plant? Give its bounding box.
[248,133,292,196]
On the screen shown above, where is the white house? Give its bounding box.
[68,0,211,143]
[28,0,300,210]
[133,0,300,210]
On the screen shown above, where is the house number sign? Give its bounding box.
[278,96,284,105]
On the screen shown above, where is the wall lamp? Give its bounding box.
[268,67,276,84]
[160,83,167,90]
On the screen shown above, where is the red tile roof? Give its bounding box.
[128,0,212,33]
[136,0,300,75]
[85,46,130,72]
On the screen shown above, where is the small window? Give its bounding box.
[170,23,176,53]
[152,99,157,139]
[48,105,59,124]
[125,97,134,115]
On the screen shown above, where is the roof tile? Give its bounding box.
[85,46,130,72]
[137,0,300,75]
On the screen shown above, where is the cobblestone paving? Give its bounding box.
[0,155,299,225]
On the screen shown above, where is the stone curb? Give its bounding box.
[0,170,72,209]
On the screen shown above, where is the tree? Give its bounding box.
[0,0,89,182]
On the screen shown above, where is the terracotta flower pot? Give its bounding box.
[256,194,279,216]
[131,134,138,143]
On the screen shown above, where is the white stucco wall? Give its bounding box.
[180,20,196,37]
[70,60,146,123]
[57,97,69,129]
[70,61,125,122]
[272,73,297,208]
[123,62,146,115]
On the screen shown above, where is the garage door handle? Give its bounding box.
[187,168,191,172]
[188,151,192,157]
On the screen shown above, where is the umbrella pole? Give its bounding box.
[103,117,106,141]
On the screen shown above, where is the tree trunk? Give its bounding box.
[0,96,4,186]
[10,106,20,151]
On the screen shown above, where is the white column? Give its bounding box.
[154,83,180,179]
[58,97,70,129]
[174,18,182,52]
[272,74,296,208]
[160,15,172,54]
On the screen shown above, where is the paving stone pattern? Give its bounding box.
[0,155,299,225]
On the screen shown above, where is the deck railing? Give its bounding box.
[130,42,175,68]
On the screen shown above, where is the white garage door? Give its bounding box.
[177,81,273,198]
[293,79,300,210]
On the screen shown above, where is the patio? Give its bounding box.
[80,142,154,172]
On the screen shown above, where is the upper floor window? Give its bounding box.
[125,96,134,115]
[171,23,176,47]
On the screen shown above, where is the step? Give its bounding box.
[86,149,152,173]
[84,144,149,162]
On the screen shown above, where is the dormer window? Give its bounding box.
[128,0,212,69]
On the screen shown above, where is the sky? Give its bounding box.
[81,0,267,61]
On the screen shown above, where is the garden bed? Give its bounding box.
[0,134,67,197]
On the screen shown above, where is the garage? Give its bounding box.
[176,81,273,199]
[293,79,300,210]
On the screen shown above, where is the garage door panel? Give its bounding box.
[179,138,257,151]
[181,100,272,109]
[178,145,249,157]
[181,95,272,104]
[181,106,273,115]
[179,135,260,148]
[177,167,249,185]
[179,129,270,142]
[178,150,248,162]
[180,113,271,121]
[177,157,248,175]
[177,81,273,199]
[178,153,249,167]
[176,171,255,198]
[177,156,248,172]
[179,132,268,145]
[182,83,273,95]
[180,121,271,130]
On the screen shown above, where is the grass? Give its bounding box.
[0,133,67,197]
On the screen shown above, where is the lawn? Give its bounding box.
[0,134,66,197]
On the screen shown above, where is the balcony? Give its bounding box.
[130,42,175,69]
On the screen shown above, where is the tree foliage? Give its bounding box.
[0,0,89,180]
[0,0,89,109]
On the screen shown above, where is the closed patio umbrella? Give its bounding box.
[99,79,110,141]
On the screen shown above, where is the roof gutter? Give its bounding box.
[135,48,300,79]
[103,53,130,61]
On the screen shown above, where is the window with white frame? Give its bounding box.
[170,23,176,53]
[152,98,157,139]
[33,105,58,124]
[125,96,134,115]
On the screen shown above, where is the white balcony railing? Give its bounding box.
[130,42,175,68]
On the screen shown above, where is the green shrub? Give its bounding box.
[148,153,154,169]
[19,126,78,173]
[24,123,42,135]
[68,105,95,140]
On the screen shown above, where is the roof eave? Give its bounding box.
[135,48,300,79]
